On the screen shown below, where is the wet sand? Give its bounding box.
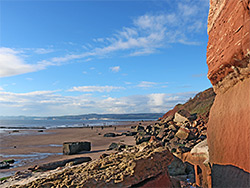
[0,121,154,178]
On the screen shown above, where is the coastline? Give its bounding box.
[0,121,155,178]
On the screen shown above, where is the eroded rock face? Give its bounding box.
[206,0,250,185]
[207,78,250,171]
[207,0,250,94]
[12,142,173,188]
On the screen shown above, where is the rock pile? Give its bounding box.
[125,112,209,187]
[131,115,207,157]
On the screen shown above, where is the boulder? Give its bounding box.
[174,110,190,123]
[180,139,210,188]
[63,142,91,155]
[0,161,10,169]
[167,156,187,176]
[107,143,127,151]
[136,135,151,145]
[103,132,116,137]
[125,131,137,136]
[157,128,167,139]
[168,124,177,132]
[175,126,190,140]
[145,125,152,133]
[108,142,119,150]
[135,125,144,132]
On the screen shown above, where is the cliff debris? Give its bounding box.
[7,142,173,188]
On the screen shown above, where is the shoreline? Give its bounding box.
[0,121,155,178]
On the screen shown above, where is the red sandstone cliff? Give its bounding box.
[206,0,250,186]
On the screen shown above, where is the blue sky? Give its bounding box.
[0,0,211,116]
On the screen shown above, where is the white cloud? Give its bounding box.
[68,86,125,93]
[110,66,120,73]
[49,1,208,64]
[137,81,157,88]
[124,81,132,85]
[34,48,54,54]
[0,47,52,78]
[0,86,4,91]
[1,1,209,78]
[0,89,196,116]
[26,77,33,81]
[137,81,168,88]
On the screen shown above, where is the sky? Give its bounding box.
[0,0,212,116]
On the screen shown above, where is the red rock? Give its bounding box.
[141,171,173,188]
[175,126,190,140]
[207,78,250,172]
[149,135,157,143]
[207,0,250,93]
[206,0,250,185]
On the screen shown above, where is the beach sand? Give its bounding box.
[0,121,154,178]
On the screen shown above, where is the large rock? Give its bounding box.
[206,0,250,186]
[175,126,190,140]
[180,139,211,188]
[167,156,187,176]
[63,141,91,155]
[174,111,189,123]
[15,142,173,187]
[103,132,117,137]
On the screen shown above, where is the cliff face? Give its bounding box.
[206,0,250,185]
[207,0,250,94]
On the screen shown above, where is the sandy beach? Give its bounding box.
[0,121,154,178]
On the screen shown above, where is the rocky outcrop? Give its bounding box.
[207,0,250,93]
[10,142,173,187]
[206,0,250,187]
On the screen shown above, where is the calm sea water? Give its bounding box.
[0,119,151,129]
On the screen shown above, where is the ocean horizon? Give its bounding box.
[0,118,155,130]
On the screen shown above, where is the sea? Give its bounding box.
[0,118,154,130]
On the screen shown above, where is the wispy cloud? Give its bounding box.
[110,66,120,73]
[137,81,157,88]
[0,48,50,78]
[26,77,33,81]
[34,48,54,54]
[68,86,125,93]
[137,81,168,88]
[0,90,196,116]
[49,1,208,63]
[0,1,209,78]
